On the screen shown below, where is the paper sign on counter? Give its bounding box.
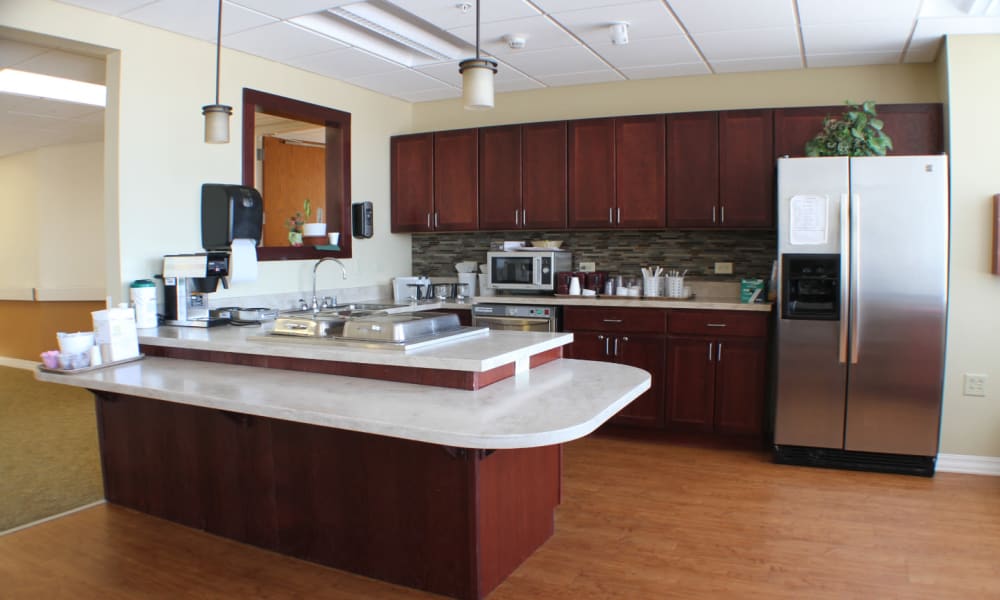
[789,195,828,245]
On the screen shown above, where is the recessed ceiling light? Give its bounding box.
[0,68,106,107]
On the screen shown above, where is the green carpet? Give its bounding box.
[0,365,103,532]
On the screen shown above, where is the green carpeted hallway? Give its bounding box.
[0,365,103,532]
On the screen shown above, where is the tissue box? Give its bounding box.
[740,279,766,303]
[92,307,140,362]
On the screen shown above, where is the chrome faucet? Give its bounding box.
[311,257,347,313]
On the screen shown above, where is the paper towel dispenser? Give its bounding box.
[201,183,263,250]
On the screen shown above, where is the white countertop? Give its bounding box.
[36,356,650,449]
[470,295,772,312]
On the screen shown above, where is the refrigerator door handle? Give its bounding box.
[849,193,861,365]
[839,193,850,364]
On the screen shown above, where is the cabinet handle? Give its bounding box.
[426,213,431,228]
[608,207,614,224]
[717,342,723,362]
[598,334,609,356]
[613,337,620,357]
[616,207,621,224]
[712,206,717,223]
[434,212,439,228]
[706,323,727,327]
[721,205,725,223]
[707,341,713,362]
[602,318,623,324]
[522,208,526,225]
[514,210,519,225]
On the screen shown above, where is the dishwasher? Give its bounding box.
[471,303,560,332]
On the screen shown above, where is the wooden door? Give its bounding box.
[390,133,434,232]
[713,337,767,435]
[434,129,478,231]
[615,115,666,228]
[665,335,715,432]
[564,330,609,362]
[521,121,568,230]
[613,334,666,428]
[479,125,522,230]
[568,118,615,228]
[667,112,719,228]
[262,135,325,246]
[719,109,774,228]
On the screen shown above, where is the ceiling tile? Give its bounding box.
[549,1,684,45]
[224,21,347,61]
[0,40,49,68]
[802,21,913,55]
[797,0,922,24]
[620,62,710,79]
[667,0,796,32]
[485,44,607,77]
[535,69,624,86]
[8,99,102,120]
[347,66,451,95]
[403,88,462,102]
[289,47,402,80]
[226,0,356,19]
[54,0,157,15]
[710,55,802,73]
[384,0,540,30]
[120,0,277,41]
[495,76,545,93]
[903,39,942,63]
[447,15,578,56]
[694,28,800,60]
[13,50,106,84]
[416,58,541,89]
[808,52,901,68]
[532,0,645,12]
[590,36,701,69]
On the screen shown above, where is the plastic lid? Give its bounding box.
[131,279,155,287]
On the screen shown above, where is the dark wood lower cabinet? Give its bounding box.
[94,392,560,600]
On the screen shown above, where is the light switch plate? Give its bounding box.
[579,262,596,272]
[714,262,733,275]
[964,373,987,397]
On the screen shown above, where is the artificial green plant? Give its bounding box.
[805,100,893,157]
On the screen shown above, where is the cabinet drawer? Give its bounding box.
[668,310,768,337]
[563,306,667,334]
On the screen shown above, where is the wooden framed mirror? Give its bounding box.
[242,88,351,260]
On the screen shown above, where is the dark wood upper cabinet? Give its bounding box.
[433,129,478,231]
[390,133,434,233]
[521,121,568,230]
[479,125,522,230]
[667,112,719,228]
[616,115,666,228]
[773,103,944,158]
[568,118,616,228]
[719,109,774,228]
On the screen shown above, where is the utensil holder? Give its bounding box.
[642,275,663,297]
[667,276,685,298]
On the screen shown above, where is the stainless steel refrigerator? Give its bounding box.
[773,155,948,476]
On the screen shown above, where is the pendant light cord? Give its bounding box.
[214,0,222,105]
[475,0,480,60]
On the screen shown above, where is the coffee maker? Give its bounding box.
[162,184,263,327]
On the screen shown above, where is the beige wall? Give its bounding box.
[939,35,1000,457]
[412,63,941,131]
[0,151,38,297]
[0,0,415,304]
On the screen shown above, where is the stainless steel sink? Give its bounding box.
[268,310,489,349]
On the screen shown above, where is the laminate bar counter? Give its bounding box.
[471,294,773,312]
[37,350,650,600]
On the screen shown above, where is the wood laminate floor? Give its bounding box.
[2,431,999,599]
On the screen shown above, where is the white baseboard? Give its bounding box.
[937,454,1000,476]
[0,356,38,370]
[0,500,106,537]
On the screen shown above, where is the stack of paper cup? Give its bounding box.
[643,276,663,297]
[667,276,685,298]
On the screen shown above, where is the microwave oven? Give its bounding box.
[487,250,573,292]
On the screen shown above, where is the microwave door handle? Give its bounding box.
[533,257,543,286]
[839,193,850,364]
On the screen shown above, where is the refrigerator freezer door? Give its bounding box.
[774,157,850,448]
[844,156,948,456]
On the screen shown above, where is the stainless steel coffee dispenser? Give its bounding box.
[162,252,230,327]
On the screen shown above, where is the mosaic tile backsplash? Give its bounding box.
[412,230,777,282]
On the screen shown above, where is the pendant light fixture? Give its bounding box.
[458,0,497,110]
[202,0,232,143]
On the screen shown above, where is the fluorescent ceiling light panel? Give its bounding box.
[0,68,106,107]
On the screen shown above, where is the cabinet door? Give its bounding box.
[615,115,666,228]
[390,133,434,232]
[877,103,944,156]
[613,334,666,428]
[434,129,478,231]
[522,121,568,230]
[772,105,840,159]
[719,109,774,228]
[479,125,522,230]
[665,336,715,432]
[564,330,610,362]
[713,337,767,435]
[568,118,615,228]
[667,112,719,227]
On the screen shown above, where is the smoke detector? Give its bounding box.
[609,22,629,45]
[504,34,528,50]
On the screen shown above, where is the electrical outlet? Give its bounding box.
[964,374,987,397]
[579,261,596,272]
[714,262,733,275]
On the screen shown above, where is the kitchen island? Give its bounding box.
[37,328,650,600]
